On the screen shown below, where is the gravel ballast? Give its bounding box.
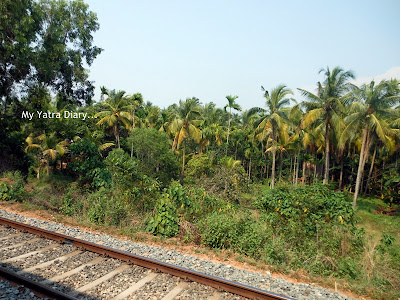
[0,280,43,300]
[0,209,357,300]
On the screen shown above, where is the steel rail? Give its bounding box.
[0,216,293,300]
[0,266,78,300]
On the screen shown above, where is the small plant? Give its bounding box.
[0,181,11,200]
[0,171,26,202]
[146,195,179,237]
[86,188,127,226]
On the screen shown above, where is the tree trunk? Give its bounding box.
[130,112,135,157]
[323,119,330,184]
[364,145,376,195]
[180,140,186,185]
[339,156,344,191]
[302,161,306,185]
[353,127,368,208]
[279,150,283,182]
[290,156,293,183]
[248,157,252,181]
[115,125,120,149]
[271,129,276,189]
[295,151,299,185]
[226,108,231,155]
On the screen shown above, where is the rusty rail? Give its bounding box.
[0,216,293,300]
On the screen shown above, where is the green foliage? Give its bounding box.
[165,181,226,221]
[255,184,355,234]
[166,181,190,208]
[0,171,26,202]
[59,186,83,216]
[0,0,102,110]
[128,128,178,185]
[185,154,214,182]
[69,138,111,189]
[104,148,139,189]
[381,167,400,205]
[146,196,179,237]
[86,188,127,226]
[0,182,11,201]
[200,211,269,258]
[186,154,248,201]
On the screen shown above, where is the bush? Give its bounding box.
[255,183,355,235]
[104,148,139,189]
[166,181,226,222]
[59,186,84,216]
[187,155,249,201]
[86,188,127,226]
[0,171,26,202]
[146,195,179,237]
[128,128,178,185]
[69,138,111,189]
[200,211,270,258]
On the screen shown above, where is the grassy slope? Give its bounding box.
[1,177,399,299]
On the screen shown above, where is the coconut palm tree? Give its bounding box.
[299,66,355,184]
[95,90,132,148]
[170,98,203,185]
[340,79,400,207]
[249,85,293,189]
[100,86,108,102]
[126,93,143,157]
[224,95,241,154]
[25,132,67,177]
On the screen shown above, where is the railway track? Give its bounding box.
[0,217,292,300]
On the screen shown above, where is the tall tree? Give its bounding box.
[95,90,132,148]
[170,98,203,185]
[0,0,102,116]
[250,85,293,189]
[224,95,241,154]
[299,66,355,184]
[340,79,400,207]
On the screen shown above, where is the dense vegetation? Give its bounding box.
[0,1,399,299]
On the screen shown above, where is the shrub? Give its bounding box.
[59,187,84,217]
[128,128,178,185]
[104,148,139,189]
[69,138,111,189]
[255,184,355,235]
[0,171,26,202]
[200,211,270,258]
[86,188,127,226]
[146,195,179,237]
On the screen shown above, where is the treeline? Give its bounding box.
[0,1,399,208]
[3,68,399,208]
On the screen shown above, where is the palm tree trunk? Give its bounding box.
[180,140,186,185]
[353,127,368,207]
[248,157,252,181]
[271,129,276,189]
[295,150,300,185]
[364,145,376,195]
[115,125,120,149]
[279,150,283,182]
[226,108,231,155]
[302,161,306,185]
[339,156,344,191]
[323,119,330,184]
[290,156,293,183]
[130,112,135,157]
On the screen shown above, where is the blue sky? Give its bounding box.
[85,0,400,110]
